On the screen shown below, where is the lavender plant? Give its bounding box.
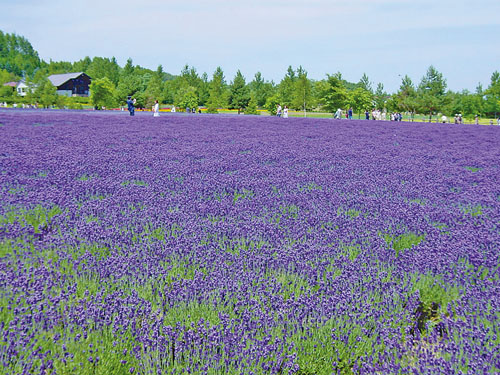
[0,109,499,374]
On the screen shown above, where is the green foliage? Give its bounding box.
[143,65,165,108]
[175,86,198,110]
[416,65,448,116]
[1,204,63,234]
[278,65,297,107]
[228,70,250,114]
[244,94,259,115]
[317,72,348,113]
[292,66,313,112]
[382,232,425,258]
[90,77,116,109]
[484,71,500,116]
[265,94,281,115]
[33,78,58,108]
[0,31,41,76]
[206,67,227,113]
[249,71,275,107]
[350,87,373,116]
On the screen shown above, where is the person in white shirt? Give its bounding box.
[171,105,176,113]
[334,108,342,119]
[283,106,289,118]
[153,100,160,117]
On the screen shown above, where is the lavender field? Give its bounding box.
[0,109,499,375]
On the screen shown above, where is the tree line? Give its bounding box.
[1,30,499,117]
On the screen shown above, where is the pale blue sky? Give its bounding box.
[1,0,499,92]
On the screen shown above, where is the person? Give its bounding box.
[171,105,176,113]
[126,97,135,116]
[365,110,369,120]
[283,106,289,118]
[348,108,353,119]
[474,115,479,125]
[277,105,282,117]
[334,108,342,119]
[153,100,160,117]
[186,107,190,113]
[458,114,463,124]
[497,117,500,125]
[454,114,458,124]
[441,115,447,123]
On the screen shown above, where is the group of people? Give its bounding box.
[276,105,289,118]
[126,97,169,117]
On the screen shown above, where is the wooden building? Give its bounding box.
[47,72,91,97]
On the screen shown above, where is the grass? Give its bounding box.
[382,231,425,258]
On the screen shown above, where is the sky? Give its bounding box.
[1,0,499,93]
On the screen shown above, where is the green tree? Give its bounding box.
[34,78,58,108]
[374,83,387,110]
[358,73,373,93]
[228,70,250,114]
[417,65,447,120]
[278,66,296,107]
[206,67,227,113]
[265,94,281,115]
[115,58,142,105]
[317,72,348,113]
[249,72,274,107]
[198,72,210,106]
[0,31,41,76]
[175,86,198,110]
[244,94,259,115]
[90,77,116,109]
[393,75,418,116]
[350,87,373,118]
[292,66,313,116]
[143,65,165,108]
[485,71,500,117]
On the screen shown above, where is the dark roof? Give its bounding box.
[47,72,88,87]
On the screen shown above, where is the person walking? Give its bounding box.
[283,106,289,118]
[127,97,135,116]
[334,108,342,119]
[348,108,353,119]
[365,110,370,120]
[153,100,160,117]
[277,105,282,118]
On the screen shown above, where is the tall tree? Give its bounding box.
[278,66,296,106]
[417,65,447,119]
[292,66,313,115]
[358,73,373,92]
[249,72,274,107]
[317,72,348,113]
[90,77,116,109]
[143,64,165,107]
[115,58,142,104]
[228,70,250,114]
[393,75,417,115]
[350,87,373,118]
[0,31,41,76]
[485,71,500,116]
[206,67,227,113]
[374,83,387,110]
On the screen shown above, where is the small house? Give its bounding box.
[47,72,91,97]
[2,81,29,96]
